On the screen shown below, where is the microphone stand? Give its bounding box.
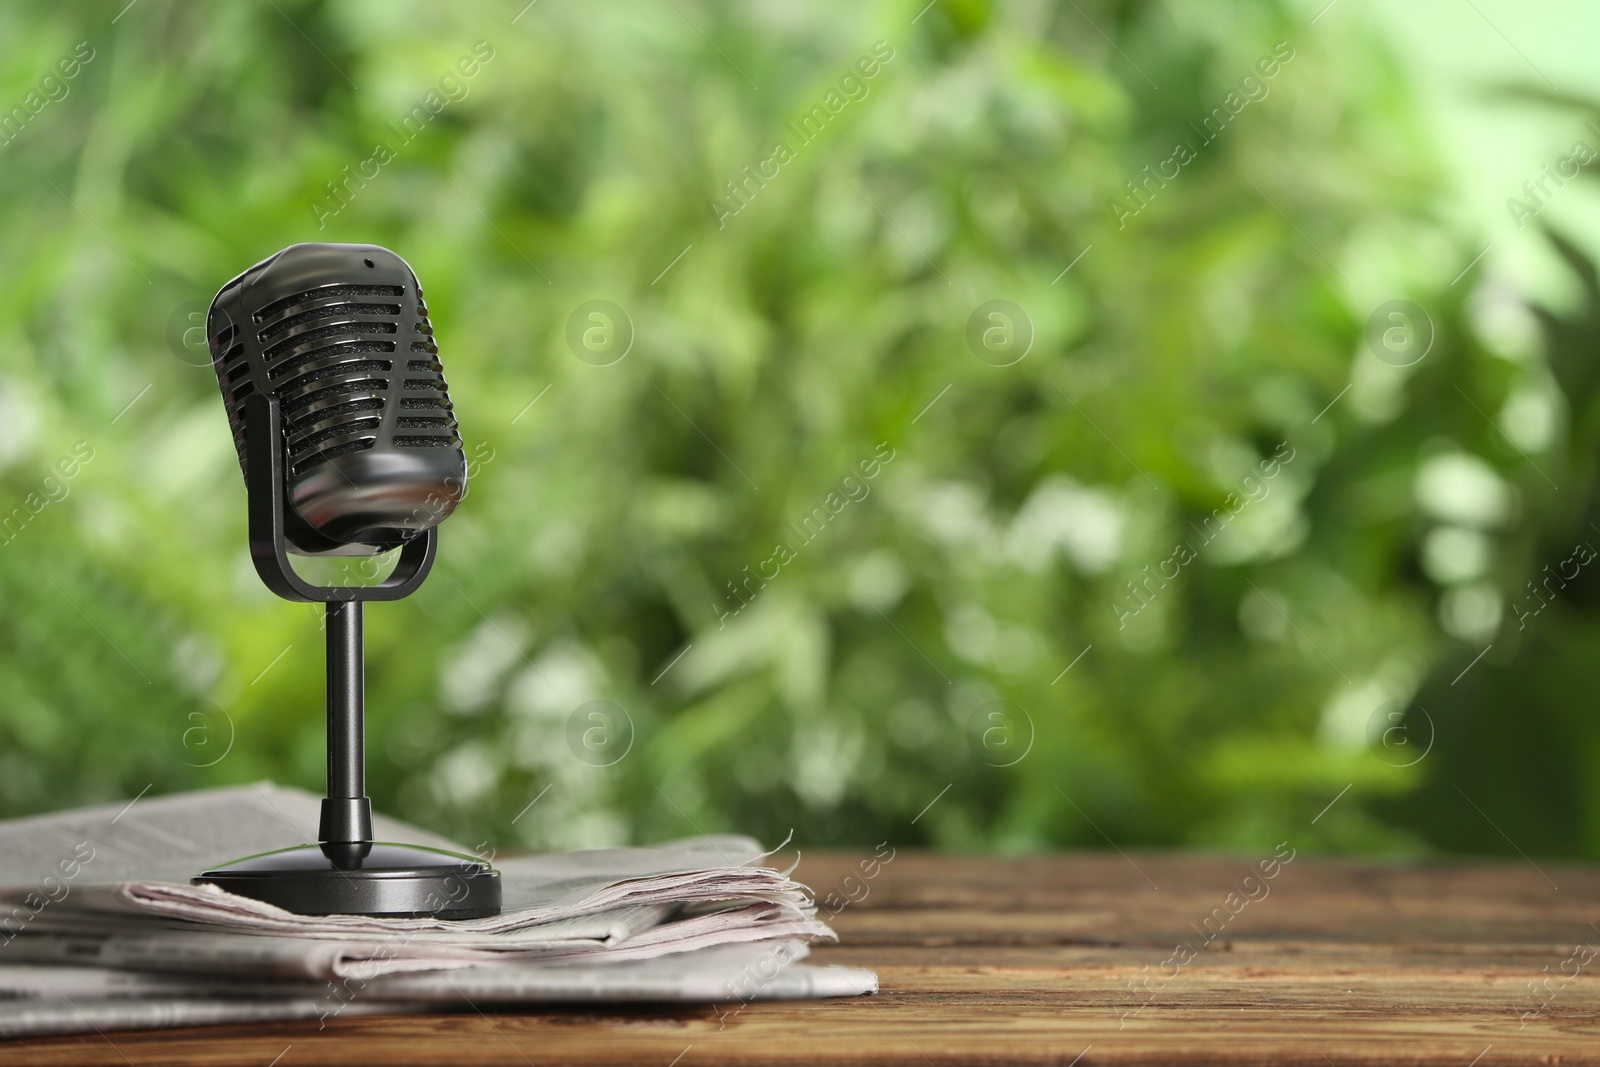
[193,394,500,918]
[323,600,370,850]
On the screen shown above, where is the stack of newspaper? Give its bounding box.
[0,783,874,1037]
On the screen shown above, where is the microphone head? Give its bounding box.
[205,243,465,556]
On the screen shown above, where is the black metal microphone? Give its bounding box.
[206,242,465,555]
[192,242,500,919]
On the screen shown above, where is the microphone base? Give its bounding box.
[193,842,501,919]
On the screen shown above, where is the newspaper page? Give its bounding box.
[0,784,875,1036]
[0,942,876,1038]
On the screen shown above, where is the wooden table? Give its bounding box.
[7,849,1600,1065]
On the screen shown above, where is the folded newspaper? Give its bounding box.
[0,783,875,1038]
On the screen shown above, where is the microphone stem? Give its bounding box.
[321,600,372,844]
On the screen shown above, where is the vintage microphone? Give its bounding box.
[192,242,501,918]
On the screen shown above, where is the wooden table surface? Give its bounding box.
[7,848,1600,1065]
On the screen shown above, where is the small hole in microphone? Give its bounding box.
[363,258,375,268]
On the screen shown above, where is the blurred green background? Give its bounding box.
[3,0,1599,861]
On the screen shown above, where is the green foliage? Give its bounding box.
[0,0,1590,858]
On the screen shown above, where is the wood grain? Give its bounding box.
[6,850,1600,1065]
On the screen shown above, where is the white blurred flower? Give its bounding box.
[505,640,603,721]
[1499,382,1560,453]
[439,616,529,716]
[1005,475,1125,574]
[1203,494,1308,566]
[430,740,500,808]
[1470,277,1540,362]
[945,602,999,665]
[790,722,861,809]
[0,377,40,470]
[1414,453,1514,528]
[917,481,993,547]
[1422,526,1491,585]
[1439,582,1502,643]
[847,550,909,609]
[1317,657,1424,752]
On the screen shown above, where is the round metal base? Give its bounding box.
[194,842,501,919]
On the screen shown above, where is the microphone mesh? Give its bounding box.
[209,260,460,480]
[206,243,468,553]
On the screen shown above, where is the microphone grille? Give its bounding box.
[207,244,466,552]
[212,283,459,479]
